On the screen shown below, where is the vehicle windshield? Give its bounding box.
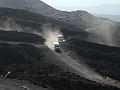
[55,44,60,47]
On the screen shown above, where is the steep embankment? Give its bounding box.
[0,30,45,43]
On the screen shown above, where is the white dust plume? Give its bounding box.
[41,24,63,50]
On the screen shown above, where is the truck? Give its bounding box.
[58,35,65,43]
[53,42,61,53]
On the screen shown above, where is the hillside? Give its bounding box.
[0,7,119,90]
[93,14,120,22]
[0,8,88,40]
[0,76,47,90]
[1,7,120,48]
[61,39,120,81]
[82,4,120,15]
[0,0,118,29]
[0,30,45,43]
[0,0,120,47]
[0,42,119,90]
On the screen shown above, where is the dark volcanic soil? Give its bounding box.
[61,39,120,81]
[0,8,88,40]
[0,76,47,90]
[0,30,45,44]
[0,43,119,90]
[0,7,120,90]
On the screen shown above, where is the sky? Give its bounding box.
[41,0,120,7]
[41,0,120,15]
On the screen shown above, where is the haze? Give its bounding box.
[41,0,120,15]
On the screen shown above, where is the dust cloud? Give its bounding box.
[41,24,63,50]
[86,19,116,46]
[0,18,63,49]
[0,18,40,33]
[0,18,23,32]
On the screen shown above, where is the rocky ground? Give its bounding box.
[61,39,120,81]
[0,42,119,90]
[0,7,119,90]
